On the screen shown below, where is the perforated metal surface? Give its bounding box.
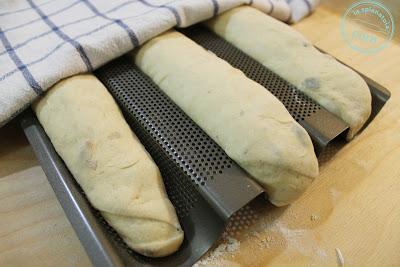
[224,204,259,238]
[182,26,320,122]
[96,56,243,218]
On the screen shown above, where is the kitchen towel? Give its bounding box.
[0,0,319,126]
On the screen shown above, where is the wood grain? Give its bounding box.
[0,121,92,266]
[0,1,399,266]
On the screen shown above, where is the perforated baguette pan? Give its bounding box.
[20,54,264,266]
[181,25,391,155]
[20,24,390,267]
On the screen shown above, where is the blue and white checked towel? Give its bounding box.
[0,0,319,127]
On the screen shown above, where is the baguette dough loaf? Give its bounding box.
[132,31,318,206]
[33,75,183,257]
[206,6,372,139]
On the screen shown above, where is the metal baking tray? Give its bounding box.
[181,25,391,155]
[20,24,390,267]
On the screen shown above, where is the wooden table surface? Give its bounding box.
[1,1,399,266]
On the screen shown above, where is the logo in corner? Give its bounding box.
[340,1,395,54]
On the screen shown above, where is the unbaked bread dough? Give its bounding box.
[206,6,372,139]
[132,31,318,206]
[33,75,183,257]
